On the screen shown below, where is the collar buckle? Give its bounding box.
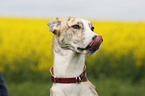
[76,76,81,83]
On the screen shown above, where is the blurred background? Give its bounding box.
[0,0,145,96]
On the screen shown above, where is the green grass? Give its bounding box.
[91,78,145,96]
[7,82,51,96]
[6,78,145,96]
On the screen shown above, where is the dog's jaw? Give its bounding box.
[77,35,103,56]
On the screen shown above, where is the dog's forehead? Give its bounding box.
[60,17,93,27]
[80,18,94,27]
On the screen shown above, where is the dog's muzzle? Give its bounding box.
[87,35,103,51]
[78,35,103,53]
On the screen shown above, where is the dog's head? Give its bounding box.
[47,17,103,55]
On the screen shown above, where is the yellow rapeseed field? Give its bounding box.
[0,17,145,75]
[0,18,53,73]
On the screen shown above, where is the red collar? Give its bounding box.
[50,66,88,83]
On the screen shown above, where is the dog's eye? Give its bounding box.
[72,25,81,29]
[91,27,94,31]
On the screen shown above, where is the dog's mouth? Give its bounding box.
[77,35,103,53]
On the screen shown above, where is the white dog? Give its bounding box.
[47,17,103,96]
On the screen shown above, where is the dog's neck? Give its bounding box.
[52,36,85,77]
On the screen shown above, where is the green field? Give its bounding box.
[6,78,145,96]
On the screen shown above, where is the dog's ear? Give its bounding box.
[47,17,61,34]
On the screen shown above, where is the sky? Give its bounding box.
[0,0,145,21]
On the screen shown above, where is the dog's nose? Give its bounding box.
[92,35,98,40]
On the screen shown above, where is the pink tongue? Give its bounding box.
[88,35,103,51]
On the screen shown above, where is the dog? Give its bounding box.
[47,17,103,96]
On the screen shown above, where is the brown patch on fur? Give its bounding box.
[48,17,88,51]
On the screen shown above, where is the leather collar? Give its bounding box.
[50,66,88,83]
